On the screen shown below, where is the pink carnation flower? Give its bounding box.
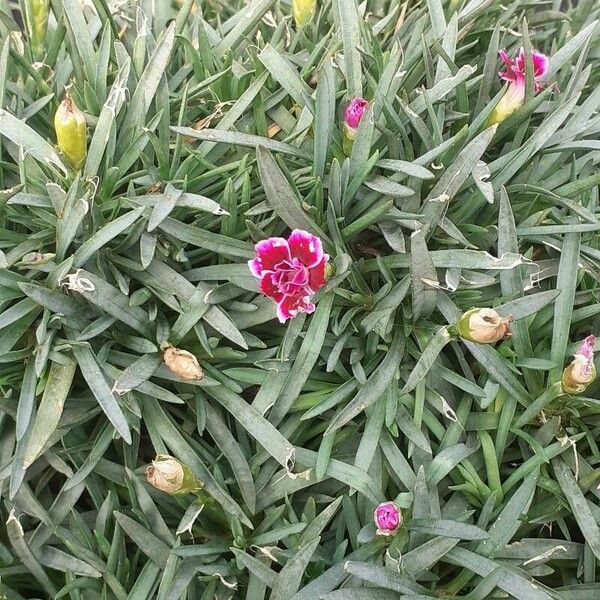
[499,47,549,92]
[374,501,402,536]
[490,47,549,124]
[344,97,369,136]
[248,230,329,323]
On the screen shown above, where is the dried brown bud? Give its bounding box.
[145,455,203,495]
[457,308,512,345]
[163,346,203,380]
[145,455,183,493]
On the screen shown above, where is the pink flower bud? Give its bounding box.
[562,335,596,394]
[344,97,368,139]
[489,47,549,125]
[374,501,402,536]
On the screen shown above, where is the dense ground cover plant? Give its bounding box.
[0,0,599,597]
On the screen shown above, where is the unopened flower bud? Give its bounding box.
[344,97,368,141]
[457,308,512,344]
[488,48,549,126]
[488,83,525,126]
[163,345,203,380]
[54,95,87,170]
[10,31,25,57]
[26,0,49,57]
[374,501,402,536]
[324,262,334,282]
[293,0,316,27]
[562,336,596,394]
[21,251,55,265]
[145,455,203,495]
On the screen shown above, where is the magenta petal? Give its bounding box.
[374,501,401,533]
[515,47,549,79]
[276,294,314,322]
[532,51,549,78]
[276,295,301,323]
[579,335,596,361]
[498,49,513,69]
[498,49,517,81]
[516,47,526,71]
[288,229,324,268]
[291,267,309,286]
[308,256,328,292]
[254,237,290,272]
[344,97,368,129]
[259,274,284,303]
[248,258,263,278]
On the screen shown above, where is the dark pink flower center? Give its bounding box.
[376,504,399,530]
[271,258,310,296]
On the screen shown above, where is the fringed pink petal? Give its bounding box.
[276,294,315,323]
[531,51,549,78]
[259,274,284,303]
[288,229,324,268]
[251,237,290,275]
[308,256,329,293]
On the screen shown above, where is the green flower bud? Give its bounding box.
[488,83,525,126]
[324,262,334,282]
[145,455,203,495]
[26,0,49,57]
[293,0,316,27]
[456,308,512,345]
[54,95,87,171]
[21,251,55,265]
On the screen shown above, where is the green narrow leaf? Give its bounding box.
[259,44,314,111]
[61,0,97,87]
[549,229,581,383]
[327,332,404,434]
[427,0,447,38]
[476,470,539,557]
[270,538,320,600]
[270,293,334,426]
[334,0,362,98]
[0,110,64,170]
[204,402,256,514]
[114,512,169,568]
[553,458,600,561]
[71,345,132,444]
[411,227,438,320]
[400,327,451,395]
[24,359,77,467]
[423,126,497,229]
[72,207,145,267]
[257,146,331,245]
[313,60,335,178]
